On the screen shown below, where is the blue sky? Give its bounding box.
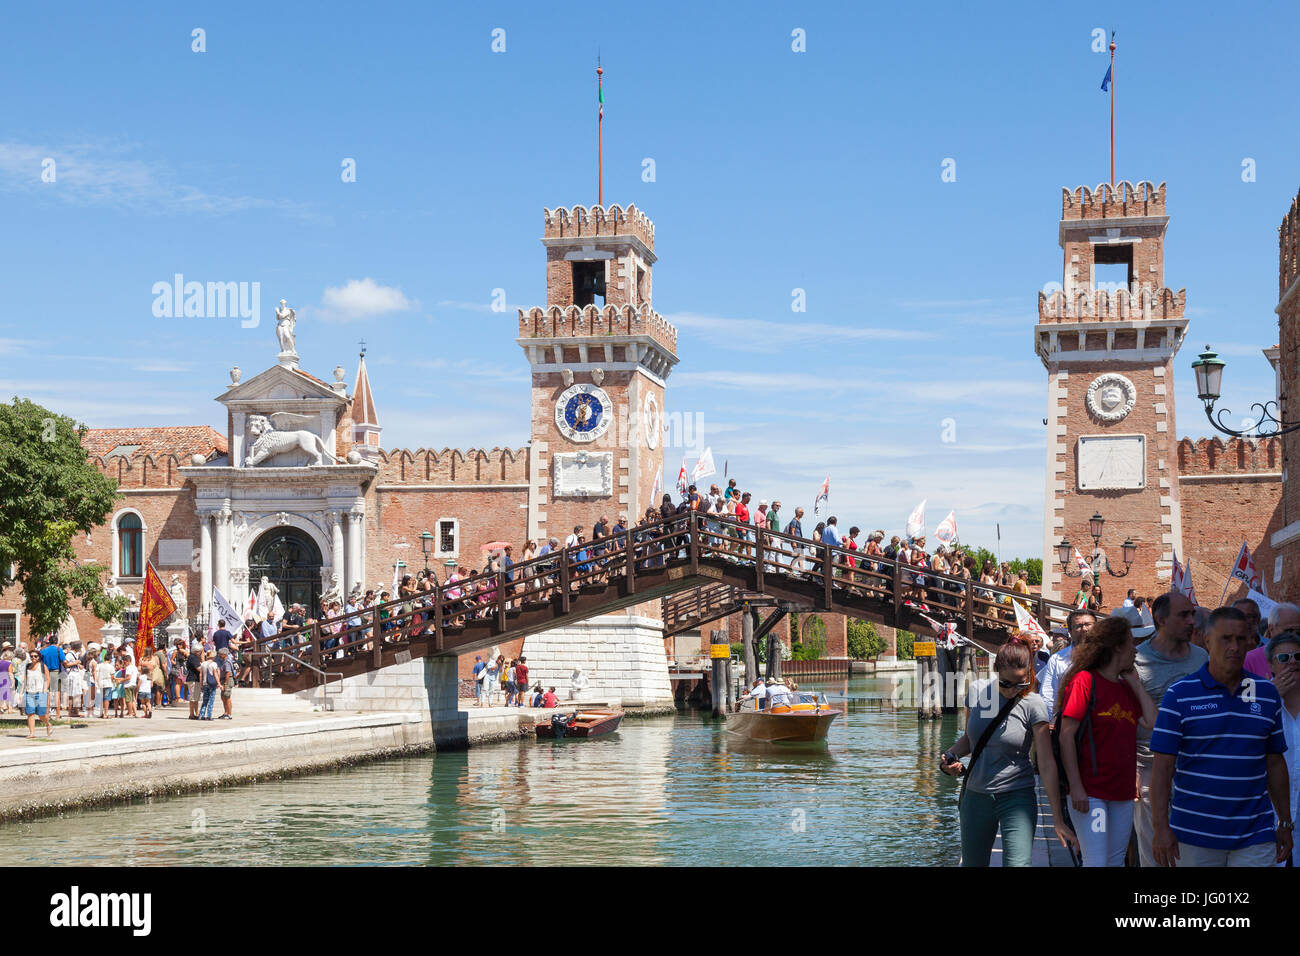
[1,0,1295,560]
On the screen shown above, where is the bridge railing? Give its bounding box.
[247,510,1075,685]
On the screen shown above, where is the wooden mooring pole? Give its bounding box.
[710,629,728,717]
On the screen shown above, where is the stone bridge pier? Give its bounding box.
[295,655,468,748]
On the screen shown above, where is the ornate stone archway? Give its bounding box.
[247,526,323,616]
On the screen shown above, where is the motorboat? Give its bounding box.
[725,691,841,742]
[535,709,624,739]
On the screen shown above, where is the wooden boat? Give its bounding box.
[535,709,624,739]
[725,693,841,742]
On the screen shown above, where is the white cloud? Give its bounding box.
[316,279,414,323]
[665,311,937,352]
[0,140,318,220]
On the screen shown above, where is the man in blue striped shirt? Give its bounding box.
[1149,605,1294,866]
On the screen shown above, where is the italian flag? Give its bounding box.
[598,86,604,120]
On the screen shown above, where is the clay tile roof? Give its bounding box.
[291,367,334,388]
[352,354,379,426]
[83,426,227,461]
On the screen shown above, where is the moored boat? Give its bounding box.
[535,709,624,739]
[725,692,841,742]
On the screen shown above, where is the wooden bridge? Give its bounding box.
[249,512,1076,694]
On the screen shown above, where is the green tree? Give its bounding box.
[847,618,886,660]
[0,399,127,633]
[896,629,915,661]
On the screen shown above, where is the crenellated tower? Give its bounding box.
[1036,181,1188,602]
[518,204,677,545]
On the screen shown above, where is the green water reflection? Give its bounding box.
[2,674,965,866]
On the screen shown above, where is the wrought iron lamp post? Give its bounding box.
[1057,511,1137,578]
[420,530,434,571]
[1192,343,1300,437]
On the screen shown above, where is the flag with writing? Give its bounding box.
[1230,542,1265,597]
[934,511,958,545]
[692,446,717,483]
[209,586,244,641]
[813,476,829,517]
[135,562,176,662]
[1012,599,1049,644]
[906,499,927,542]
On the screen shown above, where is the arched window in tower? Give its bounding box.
[118,513,143,578]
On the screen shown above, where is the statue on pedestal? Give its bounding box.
[275,299,297,355]
[168,574,188,622]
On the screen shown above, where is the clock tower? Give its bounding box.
[1035,181,1188,603]
[514,203,678,710]
[518,204,677,544]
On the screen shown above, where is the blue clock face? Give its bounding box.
[564,393,605,433]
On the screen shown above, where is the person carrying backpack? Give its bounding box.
[199,651,220,720]
[939,638,1075,866]
[1056,615,1156,867]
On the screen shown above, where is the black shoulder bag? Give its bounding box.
[958,691,1021,807]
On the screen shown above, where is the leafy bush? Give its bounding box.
[793,616,827,661]
[847,619,886,660]
[897,629,915,661]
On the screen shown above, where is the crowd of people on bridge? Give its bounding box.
[269,478,1047,663]
[940,591,1300,868]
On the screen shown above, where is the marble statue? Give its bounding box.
[321,572,342,609]
[258,576,279,612]
[168,574,188,621]
[275,299,297,354]
[245,413,342,467]
[104,577,126,602]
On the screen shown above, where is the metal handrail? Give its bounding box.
[243,650,344,694]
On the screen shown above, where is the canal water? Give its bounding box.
[3,673,968,866]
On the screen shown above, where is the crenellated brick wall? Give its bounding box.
[1177,437,1282,606]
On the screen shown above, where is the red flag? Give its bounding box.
[1171,553,1198,606]
[136,562,177,662]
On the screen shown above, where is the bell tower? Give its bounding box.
[1035,181,1188,602]
[518,204,677,544]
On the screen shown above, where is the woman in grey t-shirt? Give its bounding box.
[940,638,1075,866]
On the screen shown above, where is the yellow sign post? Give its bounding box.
[710,643,731,659]
[913,641,937,658]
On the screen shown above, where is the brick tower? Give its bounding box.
[1035,181,1188,603]
[515,203,678,710]
[518,204,677,545]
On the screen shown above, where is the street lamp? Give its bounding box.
[1057,511,1136,579]
[1192,343,1300,437]
[420,530,434,570]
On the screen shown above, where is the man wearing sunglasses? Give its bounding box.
[1243,602,1300,679]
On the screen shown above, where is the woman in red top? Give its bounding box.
[1057,615,1157,866]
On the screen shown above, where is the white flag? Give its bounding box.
[813,477,829,517]
[676,458,689,495]
[650,467,662,504]
[1230,542,1265,596]
[1012,599,1049,642]
[934,511,958,545]
[210,586,244,639]
[1073,546,1093,579]
[692,446,716,483]
[245,588,258,622]
[1171,553,1198,605]
[906,499,927,542]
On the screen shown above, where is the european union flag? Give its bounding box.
[1101,64,1112,92]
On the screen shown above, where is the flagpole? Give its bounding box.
[597,57,604,206]
[1109,32,1116,186]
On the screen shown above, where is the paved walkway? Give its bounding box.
[0,694,617,754]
